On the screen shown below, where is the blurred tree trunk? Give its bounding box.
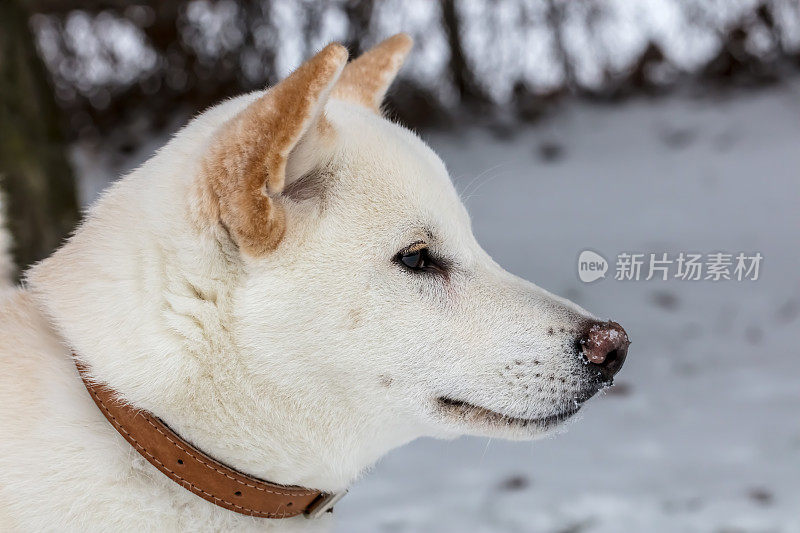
[441,0,488,105]
[0,0,79,280]
[546,0,577,92]
[343,0,374,55]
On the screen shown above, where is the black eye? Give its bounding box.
[395,244,448,275]
[399,248,428,270]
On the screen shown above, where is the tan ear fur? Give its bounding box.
[202,43,348,256]
[333,33,413,112]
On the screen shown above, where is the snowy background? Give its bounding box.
[73,81,800,533]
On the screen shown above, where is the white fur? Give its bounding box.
[0,87,600,530]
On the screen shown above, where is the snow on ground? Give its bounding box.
[74,82,800,532]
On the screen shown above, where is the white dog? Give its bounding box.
[0,35,629,531]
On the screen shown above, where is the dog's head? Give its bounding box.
[29,35,628,488]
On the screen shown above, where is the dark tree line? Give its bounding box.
[26,0,800,140]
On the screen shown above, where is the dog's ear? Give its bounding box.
[202,43,348,256]
[333,33,413,112]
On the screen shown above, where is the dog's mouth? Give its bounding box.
[435,396,583,430]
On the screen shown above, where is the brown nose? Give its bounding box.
[579,320,630,381]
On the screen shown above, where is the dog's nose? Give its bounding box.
[579,320,630,381]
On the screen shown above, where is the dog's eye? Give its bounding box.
[396,244,442,273]
[399,248,429,270]
[395,241,450,276]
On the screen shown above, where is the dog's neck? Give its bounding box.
[26,141,418,493]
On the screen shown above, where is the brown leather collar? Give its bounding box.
[75,359,345,519]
